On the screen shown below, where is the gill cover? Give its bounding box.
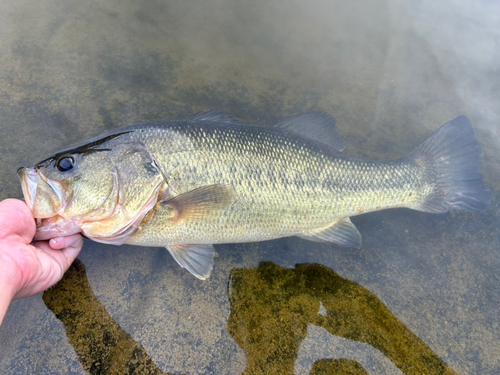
[79,142,166,244]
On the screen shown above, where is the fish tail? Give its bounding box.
[409,116,492,213]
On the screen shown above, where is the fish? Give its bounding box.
[18,111,491,279]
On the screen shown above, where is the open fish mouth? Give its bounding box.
[17,166,80,240]
[18,166,67,219]
[18,167,38,213]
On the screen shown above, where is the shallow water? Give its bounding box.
[0,0,499,374]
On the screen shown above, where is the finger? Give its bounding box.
[34,235,84,271]
[49,234,84,251]
[49,235,84,265]
[0,199,36,242]
[12,239,83,301]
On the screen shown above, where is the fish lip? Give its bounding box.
[18,167,37,212]
[18,167,68,219]
[34,217,81,241]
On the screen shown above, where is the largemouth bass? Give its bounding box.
[18,112,491,279]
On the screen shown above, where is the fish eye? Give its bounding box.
[56,156,75,172]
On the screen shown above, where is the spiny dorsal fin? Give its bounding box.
[297,217,362,248]
[273,112,346,152]
[162,184,234,222]
[166,244,216,280]
[189,110,247,126]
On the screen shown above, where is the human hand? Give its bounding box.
[0,199,83,302]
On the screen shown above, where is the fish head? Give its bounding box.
[18,139,165,244]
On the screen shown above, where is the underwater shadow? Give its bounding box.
[43,259,457,374]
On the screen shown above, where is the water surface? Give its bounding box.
[0,0,499,374]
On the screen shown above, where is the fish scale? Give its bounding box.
[123,122,427,245]
[18,112,491,279]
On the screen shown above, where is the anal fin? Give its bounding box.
[297,217,362,249]
[166,244,217,280]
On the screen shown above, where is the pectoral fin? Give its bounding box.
[163,184,234,222]
[166,244,217,280]
[297,217,362,249]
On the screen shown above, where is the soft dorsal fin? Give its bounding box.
[273,112,346,152]
[297,217,362,248]
[189,110,247,126]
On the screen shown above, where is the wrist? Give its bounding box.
[0,265,18,327]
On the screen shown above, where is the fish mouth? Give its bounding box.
[18,167,38,213]
[18,166,81,240]
[18,166,67,219]
[34,217,81,241]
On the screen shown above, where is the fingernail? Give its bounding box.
[50,237,64,247]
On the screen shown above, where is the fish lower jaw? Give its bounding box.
[34,217,82,241]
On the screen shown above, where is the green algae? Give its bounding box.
[228,262,458,375]
[43,259,458,374]
[43,259,176,375]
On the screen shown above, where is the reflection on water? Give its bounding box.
[44,259,457,374]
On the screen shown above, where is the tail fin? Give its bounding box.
[410,116,492,213]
